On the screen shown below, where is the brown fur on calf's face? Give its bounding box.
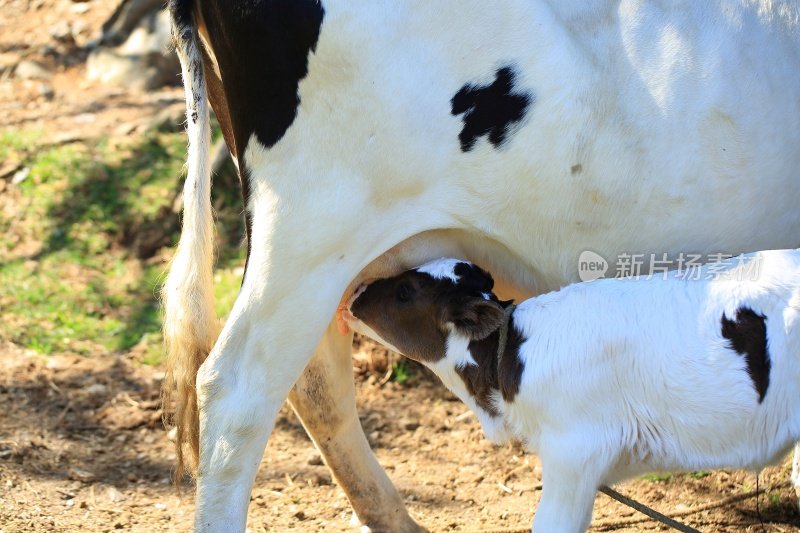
[350,262,506,363]
[351,271,449,363]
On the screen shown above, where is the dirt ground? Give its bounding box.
[0,0,185,140]
[3,1,800,532]
[2,341,800,533]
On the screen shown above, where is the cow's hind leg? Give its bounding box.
[289,324,425,532]
[194,261,362,531]
[191,170,430,531]
[193,310,310,532]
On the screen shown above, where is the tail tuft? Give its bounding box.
[162,0,217,484]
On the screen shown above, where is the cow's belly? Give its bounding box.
[252,0,800,296]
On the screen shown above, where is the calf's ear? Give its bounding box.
[448,298,505,340]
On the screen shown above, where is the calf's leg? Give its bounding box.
[533,444,604,533]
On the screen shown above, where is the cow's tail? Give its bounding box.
[162,0,217,483]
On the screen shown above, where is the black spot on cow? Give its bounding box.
[451,66,532,152]
[197,0,324,153]
[182,0,324,276]
[456,309,524,414]
[721,307,771,403]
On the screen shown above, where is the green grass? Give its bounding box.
[642,470,713,483]
[0,129,42,161]
[0,127,245,361]
[642,472,673,483]
[390,360,415,386]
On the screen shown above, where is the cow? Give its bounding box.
[345,254,800,532]
[161,1,800,531]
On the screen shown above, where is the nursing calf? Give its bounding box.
[346,253,800,533]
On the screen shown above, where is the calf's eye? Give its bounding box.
[396,283,412,303]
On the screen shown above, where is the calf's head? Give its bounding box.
[347,259,506,363]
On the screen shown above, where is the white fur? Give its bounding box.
[429,357,513,444]
[416,258,463,282]
[171,1,800,531]
[164,17,216,366]
[427,250,800,532]
[445,330,478,369]
[162,10,218,488]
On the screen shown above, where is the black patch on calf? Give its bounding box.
[455,354,500,416]
[721,307,771,403]
[456,312,524,414]
[454,261,495,293]
[496,316,524,402]
[198,0,324,152]
[451,66,532,152]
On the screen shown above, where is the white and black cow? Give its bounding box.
[345,254,800,532]
[162,0,800,531]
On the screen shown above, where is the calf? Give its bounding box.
[345,253,800,533]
